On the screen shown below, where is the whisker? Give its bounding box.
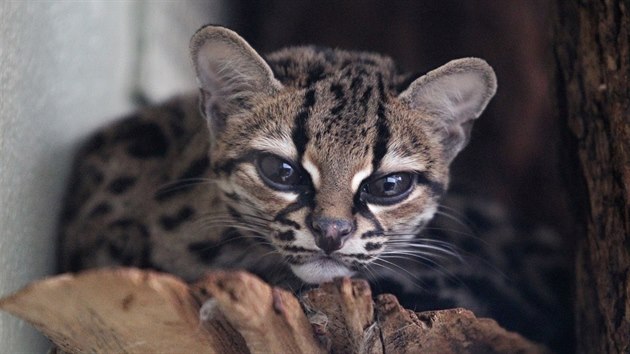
[154,178,216,197]
[437,204,473,224]
[384,243,463,261]
[367,260,427,291]
[378,253,464,286]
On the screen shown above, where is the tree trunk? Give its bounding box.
[553,1,630,353]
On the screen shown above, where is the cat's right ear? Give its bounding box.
[190,25,282,135]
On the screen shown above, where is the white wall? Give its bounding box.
[0,1,225,351]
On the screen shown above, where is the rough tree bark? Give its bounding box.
[553,1,630,353]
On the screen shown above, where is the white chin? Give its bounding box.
[290,259,354,284]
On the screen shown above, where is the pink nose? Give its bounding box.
[312,218,353,254]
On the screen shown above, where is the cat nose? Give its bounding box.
[311,217,354,254]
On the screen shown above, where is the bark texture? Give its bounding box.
[553,1,630,353]
[0,268,550,354]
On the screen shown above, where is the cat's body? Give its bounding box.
[59,26,569,347]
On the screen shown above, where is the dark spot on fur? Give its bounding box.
[88,202,112,218]
[330,83,344,99]
[275,216,302,230]
[119,122,169,158]
[108,176,137,194]
[276,230,295,241]
[166,104,186,137]
[365,242,382,251]
[188,240,221,264]
[159,206,194,231]
[180,156,210,180]
[82,132,106,155]
[305,65,326,86]
[105,219,151,267]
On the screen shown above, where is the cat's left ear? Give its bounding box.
[398,58,497,163]
[190,25,283,138]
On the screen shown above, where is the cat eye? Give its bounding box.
[360,172,415,205]
[256,154,305,191]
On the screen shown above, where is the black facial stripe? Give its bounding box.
[291,88,316,159]
[223,191,241,202]
[361,230,382,239]
[285,255,302,265]
[274,200,307,230]
[416,172,446,197]
[276,230,296,241]
[226,206,242,220]
[273,185,316,230]
[212,154,253,175]
[365,242,383,251]
[353,194,385,234]
[372,75,390,171]
[281,245,316,253]
[342,253,373,261]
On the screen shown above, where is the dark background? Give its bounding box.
[226,0,571,236]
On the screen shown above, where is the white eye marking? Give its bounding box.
[250,136,297,160]
[378,150,426,174]
[416,205,437,225]
[367,203,386,214]
[275,191,298,202]
[351,166,373,193]
[302,156,321,189]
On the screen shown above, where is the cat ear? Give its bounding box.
[398,58,497,163]
[190,25,282,135]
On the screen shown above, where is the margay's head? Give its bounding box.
[190,26,496,284]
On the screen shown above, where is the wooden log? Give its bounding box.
[0,268,551,354]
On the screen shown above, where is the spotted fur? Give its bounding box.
[58,26,570,348]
